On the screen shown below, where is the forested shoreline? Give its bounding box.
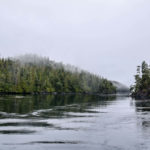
[0,55,116,94]
[131,61,150,99]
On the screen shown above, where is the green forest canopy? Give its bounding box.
[0,54,116,94]
[131,61,150,98]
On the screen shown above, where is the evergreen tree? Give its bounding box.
[131,61,150,98]
[0,55,116,94]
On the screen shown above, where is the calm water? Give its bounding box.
[0,94,150,150]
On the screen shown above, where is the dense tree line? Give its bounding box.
[131,61,150,99]
[0,55,116,94]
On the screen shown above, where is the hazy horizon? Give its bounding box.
[1,0,150,86]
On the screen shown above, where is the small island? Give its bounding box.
[131,61,150,99]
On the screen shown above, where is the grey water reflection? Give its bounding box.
[0,95,115,119]
[0,95,116,137]
[134,99,150,135]
[1,95,150,150]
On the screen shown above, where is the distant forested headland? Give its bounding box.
[0,54,116,94]
[131,61,150,99]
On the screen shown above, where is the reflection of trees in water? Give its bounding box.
[135,100,150,112]
[0,94,116,116]
[134,100,150,131]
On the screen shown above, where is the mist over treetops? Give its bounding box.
[0,54,116,94]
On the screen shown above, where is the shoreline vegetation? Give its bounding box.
[131,61,150,99]
[0,91,129,96]
[0,54,116,95]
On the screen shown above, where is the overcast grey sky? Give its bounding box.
[0,0,150,86]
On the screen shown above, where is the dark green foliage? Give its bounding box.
[131,61,150,99]
[0,56,116,94]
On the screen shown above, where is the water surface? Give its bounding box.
[0,94,150,150]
